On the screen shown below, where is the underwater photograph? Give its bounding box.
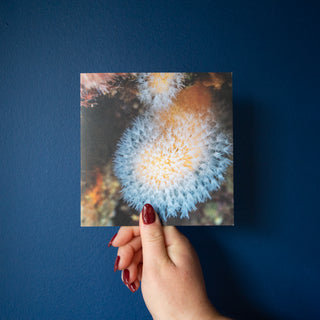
[81,73,233,226]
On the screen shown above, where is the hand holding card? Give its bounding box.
[111,204,231,320]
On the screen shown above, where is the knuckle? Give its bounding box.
[118,243,134,258]
[146,231,163,244]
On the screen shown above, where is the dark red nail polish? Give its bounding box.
[142,204,155,224]
[114,256,120,272]
[128,282,136,293]
[108,232,118,247]
[123,269,130,285]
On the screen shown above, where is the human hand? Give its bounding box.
[110,204,229,320]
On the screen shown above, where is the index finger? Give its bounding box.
[110,226,140,247]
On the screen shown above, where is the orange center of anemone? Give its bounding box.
[136,142,194,188]
[135,125,205,189]
[148,73,175,94]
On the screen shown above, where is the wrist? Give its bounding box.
[194,299,230,320]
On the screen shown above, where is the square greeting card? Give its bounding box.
[81,73,233,226]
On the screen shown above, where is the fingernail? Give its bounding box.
[108,232,118,247]
[114,256,120,272]
[123,269,130,285]
[142,204,155,224]
[128,282,136,293]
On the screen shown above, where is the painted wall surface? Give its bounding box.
[1,1,319,319]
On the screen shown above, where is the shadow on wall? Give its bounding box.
[181,100,276,320]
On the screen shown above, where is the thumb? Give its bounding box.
[139,204,169,268]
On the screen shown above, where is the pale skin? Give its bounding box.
[111,207,231,320]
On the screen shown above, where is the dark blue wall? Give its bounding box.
[1,1,319,319]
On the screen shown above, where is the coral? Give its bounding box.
[80,73,136,108]
[114,79,232,221]
[137,73,185,109]
[81,162,121,226]
[202,73,227,89]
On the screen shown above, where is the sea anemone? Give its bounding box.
[137,73,185,109]
[113,81,232,220]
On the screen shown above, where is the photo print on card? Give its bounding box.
[81,73,233,226]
